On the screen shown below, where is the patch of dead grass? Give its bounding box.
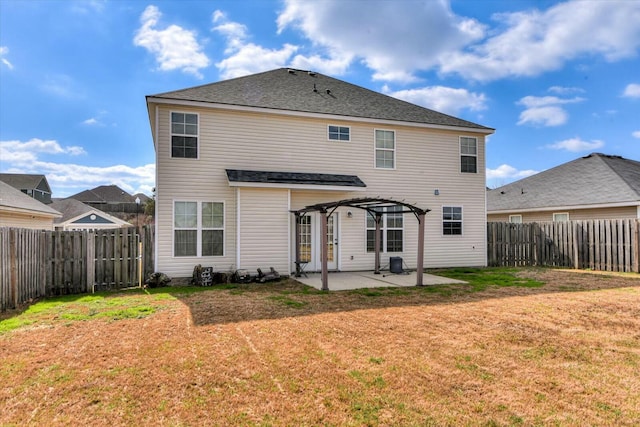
[1,269,639,426]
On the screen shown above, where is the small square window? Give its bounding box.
[171,112,198,159]
[328,125,350,141]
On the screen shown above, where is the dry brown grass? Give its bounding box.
[1,268,639,426]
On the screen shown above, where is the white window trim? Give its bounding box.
[460,136,478,174]
[327,124,351,142]
[170,110,200,160]
[365,207,404,253]
[509,214,523,223]
[172,200,225,258]
[553,212,569,222]
[374,128,396,170]
[442,206,463,236]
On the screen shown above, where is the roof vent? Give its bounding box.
[313,83,318,93]
[287,69,296,74]
[307,71,317,76]
[326,89,331,94]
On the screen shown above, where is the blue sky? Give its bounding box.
[1,0,639,198]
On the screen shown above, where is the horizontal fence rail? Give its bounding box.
[488,219,640,272]
[1,226,154,311]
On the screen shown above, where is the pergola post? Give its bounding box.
[294,212,301,277]
[320,210,329,291]
[416,211,425,286]
[374,212,382,274]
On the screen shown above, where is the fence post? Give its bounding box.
[634,219,639,273]
[572,221,579,269]
[9,229,18,309]
[86,231,95,293]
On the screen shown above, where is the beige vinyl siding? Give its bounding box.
[153,104,488,276]
[0,211,55,230]
[238,188,290,273]
[488,205,639,223]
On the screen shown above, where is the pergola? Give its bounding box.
[293,197,430,290]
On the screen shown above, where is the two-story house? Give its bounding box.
[145,68,494,280]
[0,173,53,204]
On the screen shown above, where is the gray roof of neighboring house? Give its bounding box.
[69,185,135,203]
[0,180,60,216]
[226,169,367,188]
[0,173,51,193]
[49,198,126,225]
[487,153,640,212]
[149,68,493,131]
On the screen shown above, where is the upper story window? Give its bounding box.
[460,136,477,173]
[509,215,523,224]
[553,212,569,222]
[328,125,350,141]
[171,112,198,158]
[375,129,395,169]
[443,206,463,235]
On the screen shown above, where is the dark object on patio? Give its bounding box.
[232,269,253,283]
[145,272,172,288]
[389,256,408,275]
[257,267,280,283]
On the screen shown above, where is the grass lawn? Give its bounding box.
[1,267,639,426]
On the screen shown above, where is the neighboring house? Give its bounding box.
[50,198,132,231]
[0,180,61,230]
[0,173,53,204]
[69,185,139,214]
[487,153,640,223]
[146,68,494,279]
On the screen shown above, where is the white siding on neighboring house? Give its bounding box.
[238,188,290,273]
[0,211,55,230]
[153,104,488,277]
[488,205,640,222]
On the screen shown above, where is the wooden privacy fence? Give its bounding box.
[488,219,640,272]
[1,226,155,312]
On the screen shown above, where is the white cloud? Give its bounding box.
[383,85,487,116]
[487,164,538,180]
[1,138,86,157]
[83,118,100,126]
[546,137,604,152]
[0,46,14,70]
[134,5,210,78]
[516,95,585,127]
[1,138,154,198]
[440,1,640,81]
[41,74,84,98]
[623,83,640,98]
[277,0,484,82]
[213,10,298,79]
[548,86,584,95]
[632,130,640,139]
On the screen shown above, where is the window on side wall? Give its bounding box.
[375,129,395,169]
[443,206,462,235]
[328,125,350,141]
[174,201,224,257]
[553,212,569,222]
[171,112,198,158]
[509,215,523,223]
[366,206,403,252]
[460,136,477,173]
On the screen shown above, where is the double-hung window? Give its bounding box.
[443,206,462,235]
[366,206,403,252]
[460,136,477,173]
[328,125,350,141]
[171,112,198,158]
[174,201,224,257]
[375,129,395,169]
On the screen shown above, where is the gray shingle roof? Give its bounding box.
[226,169,366,188]
[69,185,134,203]
[0,173,51,193]
[149,68,493,131]
[50,198,124,225]
[0,181,60,216]
[487,153,640,212]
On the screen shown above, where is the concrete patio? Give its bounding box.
[294,271,466,291]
